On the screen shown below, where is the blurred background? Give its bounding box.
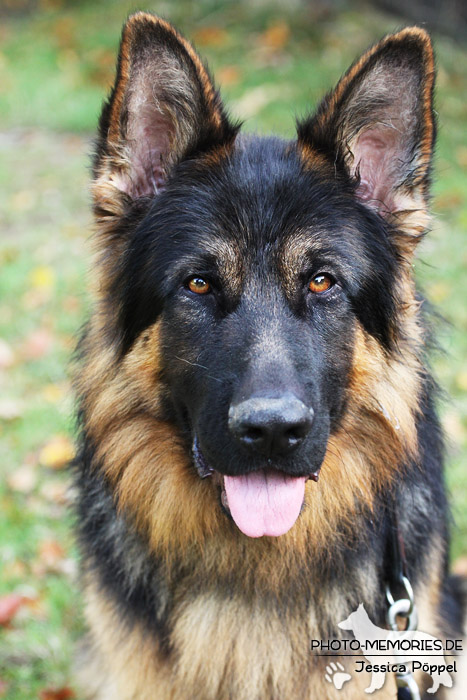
[0,1,466,698]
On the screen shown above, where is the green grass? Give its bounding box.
[0,1,466,698]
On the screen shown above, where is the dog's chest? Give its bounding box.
[164,588,392,700]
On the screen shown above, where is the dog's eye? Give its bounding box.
[308,274,334,294]
[187,276,211,295]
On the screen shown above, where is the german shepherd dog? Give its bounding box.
[74,13,465,699]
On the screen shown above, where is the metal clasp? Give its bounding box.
[386,576,421,700]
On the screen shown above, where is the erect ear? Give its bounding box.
[297,28,435,244]
[93,12,237,216]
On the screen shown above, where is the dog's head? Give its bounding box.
[85,14,435,541]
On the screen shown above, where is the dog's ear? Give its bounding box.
[93,13,237,217]
[297,28,435,245]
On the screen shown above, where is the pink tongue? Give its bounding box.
[223,470,306,538]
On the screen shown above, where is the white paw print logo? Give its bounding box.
[325,661,352,690]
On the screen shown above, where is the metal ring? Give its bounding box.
[386,575,415,613]
[387,598,418,632]
[387,598,411,630]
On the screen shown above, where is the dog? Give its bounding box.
[73,13,465,699]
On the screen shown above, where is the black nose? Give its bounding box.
[228,395,314,457]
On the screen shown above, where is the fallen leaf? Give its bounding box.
[24,595,48,619]
[0,594,27,627]
[0,339,14,368]
[0,246,19,266]
[33,551,76,579]
[39,688,75,700]
[30,265,55,291]
[192,26,228,47]
[259,21,290,51]
[52,16,77,50]
[217,65,241,87]
[38,539,66,568]
[39,435,75,469]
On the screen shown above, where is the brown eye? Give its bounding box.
[187,276,211,295]
[308,274,333,294]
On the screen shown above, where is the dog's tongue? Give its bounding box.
[223,470,306,538]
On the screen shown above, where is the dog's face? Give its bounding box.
[122,142,396,479]
[90,15,434,538]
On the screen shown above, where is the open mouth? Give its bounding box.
[192,435,318,538]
